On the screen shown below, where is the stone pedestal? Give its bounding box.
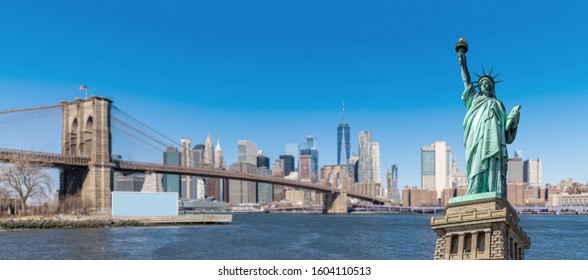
[431,192,530,260]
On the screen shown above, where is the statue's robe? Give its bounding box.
[462,84,518,196]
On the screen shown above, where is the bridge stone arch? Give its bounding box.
[321,165,347,213]
[59,97,113,213]
[69,118,79,155]
[84,116,93,155]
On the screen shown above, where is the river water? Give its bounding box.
[1,213,586,260]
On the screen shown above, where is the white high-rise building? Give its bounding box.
[238,140,257,165]
[525,159,542,188]
[421,141,452,199]
[371,142,381,185]
[358,131,373,183]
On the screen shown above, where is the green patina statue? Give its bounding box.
[456,38,521,198]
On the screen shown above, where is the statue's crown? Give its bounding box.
[473,66,502,88]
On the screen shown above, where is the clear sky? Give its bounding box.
[1,0,587,189]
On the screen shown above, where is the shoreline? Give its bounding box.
[0,214,232,230]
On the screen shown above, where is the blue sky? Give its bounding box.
[1,0,587,189]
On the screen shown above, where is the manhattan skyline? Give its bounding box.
[1,1,587,189]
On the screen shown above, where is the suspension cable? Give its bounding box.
[112,126,165,153]
[112,116,170,148]
[112,105,180,147]
[0,104,61,115]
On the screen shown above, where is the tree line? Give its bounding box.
[0,157,85,216]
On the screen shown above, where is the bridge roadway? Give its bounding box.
[0,148,386,204]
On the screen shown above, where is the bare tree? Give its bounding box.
[0,158,53,215]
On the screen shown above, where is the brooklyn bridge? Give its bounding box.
[0,96,386,214]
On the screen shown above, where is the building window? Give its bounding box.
[422,151,435,176]
[450,235,458,254]
[464,234,472,253]
[477,232,485,252]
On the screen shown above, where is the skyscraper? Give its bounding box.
[306,135,316,149]
[238,140,257,165]
[256,168,273,204]
[214,140,225,169]
[204,133,214,167]
[524,159,542,188]
[371,142,381,185]
[272,159,285,177]
[299,149,311,181]
[358,131,373,183]
[421,141,452,199]
[257,150,270,169]
[181,137,192,199]
[348,155,359,183]
[306,135,319,183]
[163,146,181,197]
[192,144,206,199]
[271,159,286,201]
[279,155,295,177]
[192,144,205,166]
[228,162,257,204]
[507,153,524,183]
[337,102,351,165]
[208,139,226,201]
[387,164,401,203]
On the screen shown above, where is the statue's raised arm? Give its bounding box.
[456,38,472,89]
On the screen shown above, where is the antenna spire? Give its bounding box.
[342,100,346,123]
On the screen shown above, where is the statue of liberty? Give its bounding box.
[456,38,521,198]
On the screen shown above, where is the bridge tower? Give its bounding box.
[322,165,348,214]
[59,97,114,214]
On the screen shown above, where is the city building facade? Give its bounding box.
[279,155,295,176]
[163,146,181,197]
[285,143,299,172]
[421,141,452,200]
[358,131,373,183]
[507,156,524,183]
[524,159,542,188]
[371,142,380,185]
[256,150,270,169]
[299,149,311,182]
[306,135,319,183]
[181,137,193,199]
[387,164,401,204]
[402,187,438,207]
[204,133,215,167]
[228,162,257,204]
[238,140,257,165]
[214,140,225,169]
[114,174,145,192]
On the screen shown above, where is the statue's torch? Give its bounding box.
[455,38,468,54]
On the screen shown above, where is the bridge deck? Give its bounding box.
[0,148,386,204]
